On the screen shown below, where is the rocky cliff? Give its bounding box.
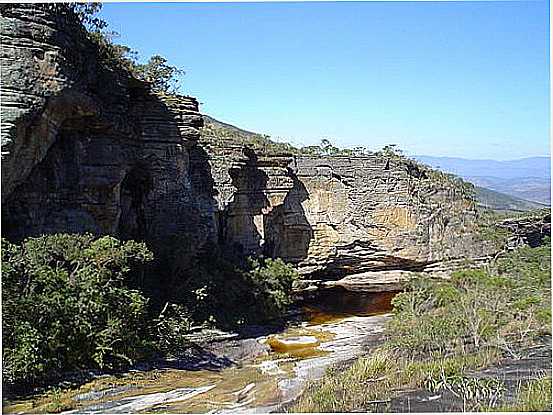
[1,4,495,289]
[1,4,213,260]
[199,121,492,281]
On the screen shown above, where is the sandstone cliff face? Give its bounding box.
[1,4,493,288]
[198,124,491,277]
[1,4,210,257]
[281,156,485,275]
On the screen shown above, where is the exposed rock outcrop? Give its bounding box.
[199,123,495,278]
[1,4,212,263]
[498,211,551,248]
[1,4,500,291]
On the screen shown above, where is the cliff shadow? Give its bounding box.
[220,147,271,257]
[1,110,115,242]
[117,161,153,242]
[263,167,313,263]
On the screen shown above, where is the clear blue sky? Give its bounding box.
[99,1,550,160]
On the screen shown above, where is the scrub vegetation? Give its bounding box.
[490,376,552,412]
[293,238,551,412]
[39,3,185,94]
[1,235,298,393]
[3,4,549,412]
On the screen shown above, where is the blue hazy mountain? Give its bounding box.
[414,156,551,206]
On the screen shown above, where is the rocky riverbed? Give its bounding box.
[4,288,552,414]
[3,292,395,414]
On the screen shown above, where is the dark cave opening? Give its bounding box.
[117,166,153,241]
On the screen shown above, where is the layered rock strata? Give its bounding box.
[2,4,499,291]
[498,212,551,248]
[199,124,494,277]
[1,4,210,260]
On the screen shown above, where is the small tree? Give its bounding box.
[70,2,107,31]
[381,144,403,157]
[300,145,323,156]
[41,2,185,94]
[40,2,107,31]
[353,146,367,156]
[320,138,340,156]
[135,55,185,93]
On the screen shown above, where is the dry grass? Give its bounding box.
[291,347,500,412]
[491,376,552,412]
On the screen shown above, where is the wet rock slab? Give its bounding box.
[42,313,390,414]
[65,385,216,414]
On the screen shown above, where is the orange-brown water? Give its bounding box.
[3,290,398,414]
[303,288,398,325]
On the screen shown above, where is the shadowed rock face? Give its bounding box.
[1,4,495,288]
[1,4,211,260]
[498,213,551,248]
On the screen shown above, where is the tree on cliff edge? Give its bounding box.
[46,2,185,94]
[134,55,185,94]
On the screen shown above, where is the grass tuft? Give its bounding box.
[491,376,552,412]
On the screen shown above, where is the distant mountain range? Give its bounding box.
[474,186,548,212]
[415,156,551,208]
[414,156,550,180]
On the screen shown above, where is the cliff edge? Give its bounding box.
[1,4,496,289]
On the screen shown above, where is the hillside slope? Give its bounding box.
[475,186,548,212]
[470,176,550,205]
[205,115,546,213]
[415,155,551,205]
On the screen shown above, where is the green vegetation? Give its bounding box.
[201,118,299,155]
[37,387,78,414]
[39,3,185,93]
[202,119,381,158]
[491,376,552,412]
[293,239,551,412]
[293,349,500,412]
[424,372,505,410]
[475,209,513,249]
[1,235,153,387]
[168,248,299,331]
[388,238,550,359]
[476,186,548,212]
[2,235,299,392]
[386,255,551,357]
[134,55,184,93]
[298,138,369,157]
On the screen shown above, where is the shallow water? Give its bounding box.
[3,290,396,414]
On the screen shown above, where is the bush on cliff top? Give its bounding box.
[37,2,185,94]
[1,234,154,387]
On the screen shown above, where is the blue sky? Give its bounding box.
[99,1,550,160]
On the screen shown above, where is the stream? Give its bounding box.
[4,290,396,414]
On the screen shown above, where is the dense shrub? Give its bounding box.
[1,234,153,387]
[36,3,185,93]
[386,240,551,358]
[2,234,300,388]
[246,257,299,319]
[152,303,195,356]
[169,248,299,330]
